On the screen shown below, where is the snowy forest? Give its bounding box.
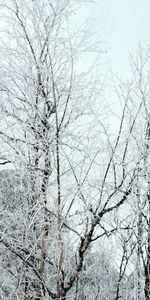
[0,0,150,299]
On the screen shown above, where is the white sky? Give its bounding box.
[74,0,150,133]
[81,0,150,78]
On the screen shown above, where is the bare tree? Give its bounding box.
[113,47,150,300]
[0,1,141,300]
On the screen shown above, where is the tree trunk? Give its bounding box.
[144,193,150,300]
[136,172,143,300]
[144,121,150,300]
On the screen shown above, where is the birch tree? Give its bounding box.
[114,47,150,299]
[0,1,140,299]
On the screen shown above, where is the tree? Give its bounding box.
[0,1,140,299]
[113,47,150,299]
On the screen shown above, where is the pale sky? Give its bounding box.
[74,0,150,132]
[81,0,150,78]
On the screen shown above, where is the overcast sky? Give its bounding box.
[82,0,150,78]
[75,0,150,129]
